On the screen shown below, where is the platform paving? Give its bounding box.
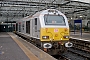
[70,32,90,40]
[0,32,30,60]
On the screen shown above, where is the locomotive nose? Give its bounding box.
[65,42,73,47]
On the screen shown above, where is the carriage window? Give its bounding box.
[16,23,18,31]
[19,23,21,32]
[22,24,24,30]
[44,15,66,25]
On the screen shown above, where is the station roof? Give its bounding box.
[0,0,90,22]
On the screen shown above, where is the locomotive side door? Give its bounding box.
[34,18,38,38]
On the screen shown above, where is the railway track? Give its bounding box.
[54,48,90,60]
[63,47,90,60]
[62,38,90,60]
[55,38,90,60]
[15,33,90,60]
[14,33,57,60]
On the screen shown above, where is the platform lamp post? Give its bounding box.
[7,13,9,32]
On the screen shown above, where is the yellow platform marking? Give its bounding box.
[9,33,39,60]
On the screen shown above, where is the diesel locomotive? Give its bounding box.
[15,9,72,55]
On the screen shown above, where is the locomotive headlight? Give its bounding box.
[42,36,49,39]
[63,36,69,38]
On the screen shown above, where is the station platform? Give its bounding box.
[0,32,57,60]
[0,32,39,60]
[70,32,90,40]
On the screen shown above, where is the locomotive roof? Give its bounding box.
[19,9,63,21]
[32,9,61,17]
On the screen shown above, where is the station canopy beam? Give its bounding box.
[0,0,90,22]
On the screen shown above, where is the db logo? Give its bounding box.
[54,29,59,32]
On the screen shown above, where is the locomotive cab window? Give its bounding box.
[44,15,66,25]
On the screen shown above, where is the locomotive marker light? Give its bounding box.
[64,28,68,32]
[63,36,69,38]
[42,36,49,39]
